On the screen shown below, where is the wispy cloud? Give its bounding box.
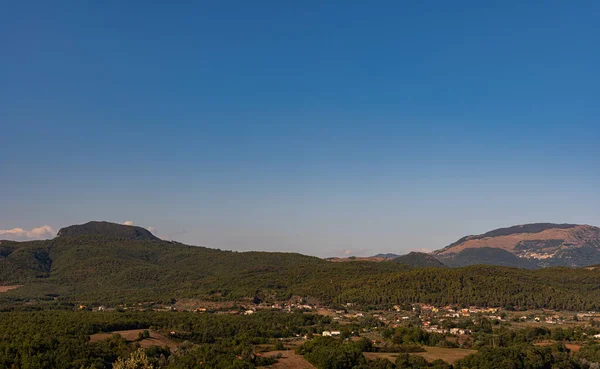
[410,247,433,253]
[163,228,187,241]
[326,248,371,258]
[0,225,56,241]
[123,221,160,237]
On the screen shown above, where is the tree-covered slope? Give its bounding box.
[57,221,159,240]
[4,221,600,310]
[392,252,446,267]
[0,240,53,283]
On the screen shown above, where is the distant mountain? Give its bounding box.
[57,221,160,241]
[439,248,538,269]
[434,223,600,268]
[392,252,446,268]
[372,253,400,259]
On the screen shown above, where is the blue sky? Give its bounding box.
[1,1,599,256]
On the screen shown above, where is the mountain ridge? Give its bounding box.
[3,221,600,311]
[434,222,600,268]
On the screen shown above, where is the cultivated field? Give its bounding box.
[262,350,316,369]
[0,285,23,293]
[89,329,178,349]
[534,341,582,352]
[365,346,476,364]
[414,346,477,363]
[363,352,399,362]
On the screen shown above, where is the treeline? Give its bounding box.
[454,344,576,369]
[381,326,453,348]
[295,266,600,311]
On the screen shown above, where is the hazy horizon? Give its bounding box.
[2,2,599,257]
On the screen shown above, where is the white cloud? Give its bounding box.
[326,248,370,257]
[410,247,433,253]
[0,225,56,241]
[122,222,159,237]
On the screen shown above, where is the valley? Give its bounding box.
[4,221,600,368]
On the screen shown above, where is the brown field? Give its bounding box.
[261,350,316,369]
[89,329,178,349]
[366,347,476,364]
[315,308,337,317]
[534,341,582,352]
[0,285,23,293]
[0,284,23,293]
[565,344,581,352]
[364,352,399,362]
[414,346,477,363]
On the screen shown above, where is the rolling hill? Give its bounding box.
[3,221,600,311]
[373,253,400,259]
[392,252,446,268]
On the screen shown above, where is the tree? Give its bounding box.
[274,340,285,350]
[358,337,374,352]
[113,349,154,369]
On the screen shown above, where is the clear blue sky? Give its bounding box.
[1,1,599,256]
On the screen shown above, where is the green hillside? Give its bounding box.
[3,221,600,311]
[57,221,160,240]
[392,252,447,267]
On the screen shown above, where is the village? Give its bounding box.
[72,298,600,367]
[78,298,600,343]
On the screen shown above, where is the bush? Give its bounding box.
[274,340,285,350]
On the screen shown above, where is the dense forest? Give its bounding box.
[3,223,600,310]
[0,310,331,368]
[296,334,600,369]
[7,309,600,369]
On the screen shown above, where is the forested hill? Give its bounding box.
[3,221,600,311]
[392,252,446,267]
[57,221,160,240]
